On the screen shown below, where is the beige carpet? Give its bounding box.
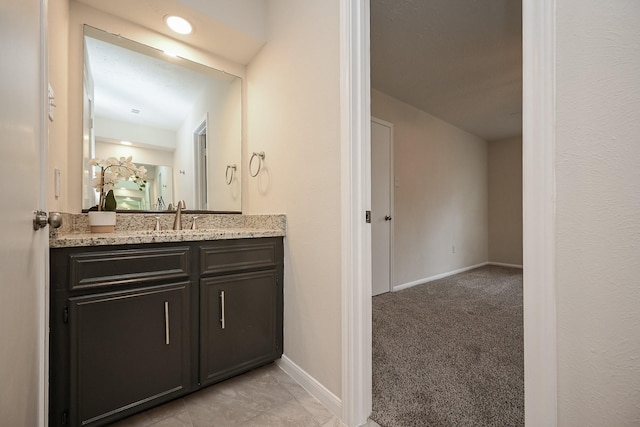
[371,265,524,427]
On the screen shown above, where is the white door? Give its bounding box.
[371,118,393,296]
[0,0,48,425]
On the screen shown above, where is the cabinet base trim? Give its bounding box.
[276,356,342,420]
[82,385,183,426]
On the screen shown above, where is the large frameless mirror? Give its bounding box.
[82,25,242,212]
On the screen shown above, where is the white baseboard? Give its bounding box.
[488,262,523,269]
[393,262,489,292]
[276,355,342,419]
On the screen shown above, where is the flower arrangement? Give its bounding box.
[89,156,147,211]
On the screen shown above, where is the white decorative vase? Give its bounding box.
[88,211,116,233]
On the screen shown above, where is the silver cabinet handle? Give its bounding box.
[220,291,226,330]
[164,301,170,345]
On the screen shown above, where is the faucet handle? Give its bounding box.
[154,216,161,231]
[191,216,199,230]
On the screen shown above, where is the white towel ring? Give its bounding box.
[225,164,237,185]
[249,152,265,178]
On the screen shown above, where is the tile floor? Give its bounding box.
[110,362,381,427]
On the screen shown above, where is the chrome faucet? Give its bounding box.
[173,200,186,230]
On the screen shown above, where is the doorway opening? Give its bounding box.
[194,119,208,210]
[367,0,524,425]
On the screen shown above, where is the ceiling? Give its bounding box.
[371,0,522,141]
[85,34,218,131]
[76,0,266,65]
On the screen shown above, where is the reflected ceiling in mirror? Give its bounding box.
[82,25,242,213]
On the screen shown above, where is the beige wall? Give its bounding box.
[48,0,70,212]
[488,136,522,265]
[245,0,342,396]
[555,0,640,424]
[372,89,489,286]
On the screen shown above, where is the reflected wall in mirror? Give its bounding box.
[82,25,242,212]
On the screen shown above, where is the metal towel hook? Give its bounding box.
[225,164,237,185]
[249,152,265,178]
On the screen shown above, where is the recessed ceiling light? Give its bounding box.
[165,15,192,35]
[120,141,132,146]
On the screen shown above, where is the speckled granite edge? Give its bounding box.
[50,213,286,248]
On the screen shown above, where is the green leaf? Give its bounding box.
[104,189,117,211]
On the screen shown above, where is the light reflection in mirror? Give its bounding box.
[82,25,242,212]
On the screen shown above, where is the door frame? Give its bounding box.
[193,117,208,210]
[371,117,394,295]
[340,0,558,426]
[521,0,557,424]
[340,1,372,425]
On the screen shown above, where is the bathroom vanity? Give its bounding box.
[49,215,285,427]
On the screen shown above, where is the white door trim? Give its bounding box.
[522,0,557,424]
[340,0,372,425]
[342,0,558,425]
[371,116,394,295]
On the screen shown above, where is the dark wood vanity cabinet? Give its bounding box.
[49,238,283,427]
[200,271,280,385]
[68,283,190,426]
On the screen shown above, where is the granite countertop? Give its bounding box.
[50,213,286,248]
[50,228,285,248]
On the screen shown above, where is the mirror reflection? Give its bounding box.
[82,25,242,212]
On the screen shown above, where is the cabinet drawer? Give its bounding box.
[200,239,278,276]
[69,247,190,290]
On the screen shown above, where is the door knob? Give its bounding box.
[384,215,392,221]
[33,211,62,230]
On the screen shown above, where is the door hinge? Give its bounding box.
[365,210,371,223]
[63,306,69,324]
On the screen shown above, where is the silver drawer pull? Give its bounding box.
[220,291,226,330]
[164,301,170,345]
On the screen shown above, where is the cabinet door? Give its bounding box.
[200,271,280,385]
[68,283,190,426]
